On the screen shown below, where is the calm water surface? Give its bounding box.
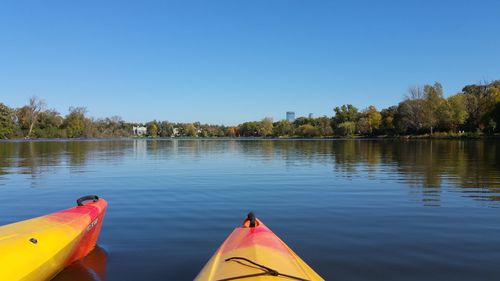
[1,139,499,281]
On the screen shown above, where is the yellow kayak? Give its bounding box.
[195,212,324,281]
[0,195,107,281]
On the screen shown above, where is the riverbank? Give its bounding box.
[1,133,499,142]
[395,132,499,139]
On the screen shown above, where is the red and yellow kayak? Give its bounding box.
[195,213,324,281]
[0,195,107,281]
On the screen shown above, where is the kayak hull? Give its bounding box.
[195,215,324,281]
[0,196,107,281]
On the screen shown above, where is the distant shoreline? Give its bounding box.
[1,134,498,142]
[2,80,499,140]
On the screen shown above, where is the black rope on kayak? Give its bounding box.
[217,257,311,281]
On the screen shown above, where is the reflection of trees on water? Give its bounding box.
[317,140,498,204]
[0,142,65,178]
[230,140,500,204]
[0,142,16,178]
[387,140,500,204]
[0,141,129,178]
[0,139,498,204]
[66,141,130,172]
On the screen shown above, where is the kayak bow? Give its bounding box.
[0,195,107,281]
[195,212,324,281]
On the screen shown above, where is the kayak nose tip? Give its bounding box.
[246,212,256,228]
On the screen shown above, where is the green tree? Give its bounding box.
[296,124,319,137]
[315,117,334,136]
[356,118,370,135]
[333,104,359,125]
[491,102,500,133]
[185,123,197,137]
[273,120,294,137]
[462,81,500,131]
[395,100,418,134]
[147,121,158,137]
[158,121,174,137]
[93,116,127,138]
[485,82,500,133]
[202,125,225,137]
[0,103,16,139]
[238,121,259,137]
[423,82,445,134]
[488,118,497,134]
[443,93,468,132]
[36,109,65,138]
[258,118,273,137]
[337,121,355,136]
[293,117,315,127]
[395,86,428,134]
[380,106,397,135]
[64,107,87,138]
[83,117,97,138]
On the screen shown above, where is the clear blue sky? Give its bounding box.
[1,0,499,125]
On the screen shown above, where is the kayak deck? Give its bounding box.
[0,195,107,281]
[195,213,324,281]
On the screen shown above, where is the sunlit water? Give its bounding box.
[1,139,499,281]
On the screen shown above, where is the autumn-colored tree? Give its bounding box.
[16,106,31,130]
[2,80,499,139]
[226,127,237,137]
[357,106,382,135]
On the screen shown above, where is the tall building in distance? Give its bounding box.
[308,113,314,118]
[286,111,295,122]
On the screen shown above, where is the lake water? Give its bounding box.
[1,139,499,281]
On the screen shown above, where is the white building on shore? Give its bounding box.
[172,128,180,137]
[133,126,147,136]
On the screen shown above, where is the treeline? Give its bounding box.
[0,80,499,139]
[237,80,500,137]
[0,101,132,139]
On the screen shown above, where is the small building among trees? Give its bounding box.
[133,126,147,136]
